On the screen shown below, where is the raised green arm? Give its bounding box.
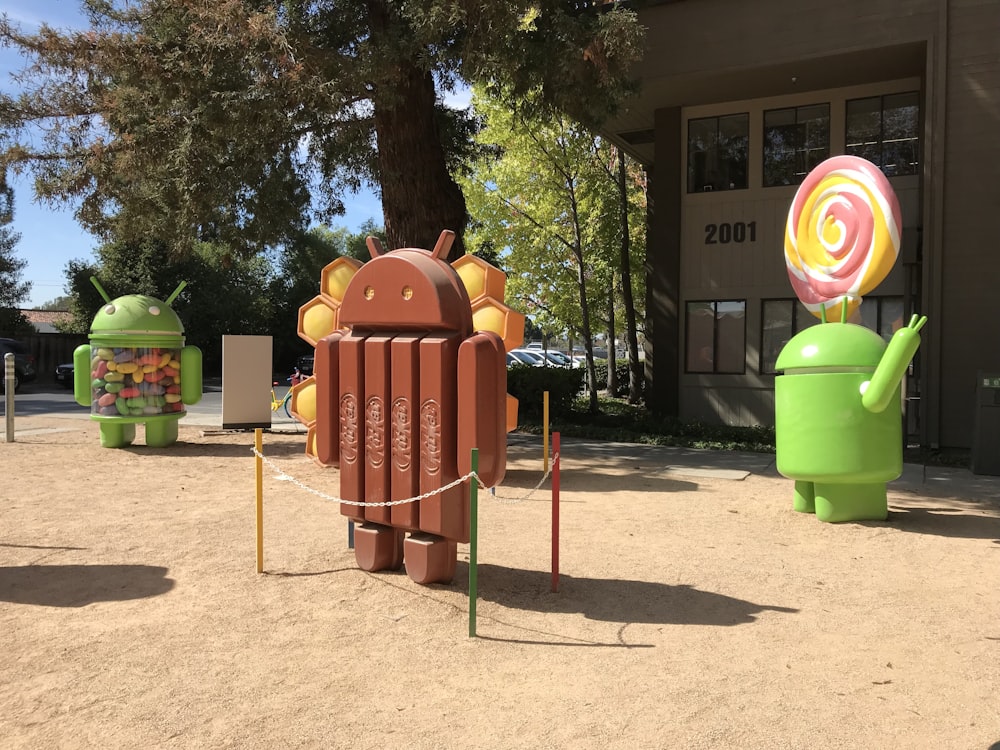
[73,344,92,407]
[861,314,928,413]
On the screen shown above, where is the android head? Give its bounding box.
[88,278,187,345]
[339,232,473,336]
[775,320,886,374]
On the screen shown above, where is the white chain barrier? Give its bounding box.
[251,445,559,507]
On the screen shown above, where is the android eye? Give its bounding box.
[104,304,116,315]
[148,306,161,315]
[402,286,413,300]
[364,286,375,300]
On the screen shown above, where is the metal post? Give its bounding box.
[469,448,479,638]
[4,352,14,443]
[255,428,264,573]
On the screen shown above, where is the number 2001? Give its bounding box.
[704,221,757,244]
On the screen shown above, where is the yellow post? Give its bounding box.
[543,390,549,473]
[255,428,264,574]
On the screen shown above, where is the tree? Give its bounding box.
[460,87,644,410]
[62,238,276,372]
[0,1,643,264]
[0,175,31,336]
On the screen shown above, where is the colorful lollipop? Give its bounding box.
[784,155,901,320]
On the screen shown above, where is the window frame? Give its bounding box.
[762,102,831,188]
[845,91,920,177]
[686,112,750,194]
[685,299,747,375]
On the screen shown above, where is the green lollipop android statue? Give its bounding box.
[73,277,203,448]
[777,153,929,522]
[775,309,926,522]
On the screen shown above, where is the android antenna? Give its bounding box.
[840,298,848,323]
[90,276,112,304]
[820,305,828,324]
[165,281,187,305]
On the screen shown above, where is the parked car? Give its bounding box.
[55,362,75,388]
[296,353,315,376]
[507,349,544,367]
[0,338,37,392]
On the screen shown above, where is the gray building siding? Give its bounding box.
[611,0,1000,448]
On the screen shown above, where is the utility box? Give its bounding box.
[971,372,1000,475]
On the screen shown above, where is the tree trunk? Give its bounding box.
[368,2,466,262]
[606,284,617,394]
[617,150,643,403]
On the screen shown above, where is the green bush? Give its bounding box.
[515,394,776,453]
[593,358,634,398]
[506,364,585,419]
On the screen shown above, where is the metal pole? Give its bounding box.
[551,432,560,593]
[4,352,14,443]
[469,448,479,638]
[255,428,264,573]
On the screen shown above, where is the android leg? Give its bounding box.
[813,482,888,523]
[403,533,458,585]
[793,480,815,513]
[144,418,179,448]
[99,422,136,448]
[353,523,404,571]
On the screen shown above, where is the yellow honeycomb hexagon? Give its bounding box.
[471,296,525,352]
[321,257,362,303]
[290,376,317,425]
[453,254,507,303]
[297,295,342,346]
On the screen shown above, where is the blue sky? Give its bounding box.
[0,0,390,308]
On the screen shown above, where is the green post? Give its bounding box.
[469,448,479,638]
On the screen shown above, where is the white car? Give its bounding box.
[507,349,545,367]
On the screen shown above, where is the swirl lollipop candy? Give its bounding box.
[784,155,901,319]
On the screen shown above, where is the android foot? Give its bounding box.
[353,523,404,571]
[813,482,888,523]
[404,533,457,584]
[145,418,180,448]
[99,422,136,448]
[793,480,815,513]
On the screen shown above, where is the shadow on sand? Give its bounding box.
[0,564,175,607]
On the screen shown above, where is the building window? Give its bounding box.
[763,103,830,187]
[687,114,749,193]
[686,300,746,373]
[760,299,819,374]
[761,296,905,374]
[846,92,919,176]
[858,296,905,340]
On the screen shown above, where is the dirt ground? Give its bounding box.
[2,415,999,749]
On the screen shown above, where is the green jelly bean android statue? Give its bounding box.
[775,155,927,522]
[73,277,203,448]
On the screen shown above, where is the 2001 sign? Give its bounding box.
[705,221,757,244]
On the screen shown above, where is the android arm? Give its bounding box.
[861,314,928,414]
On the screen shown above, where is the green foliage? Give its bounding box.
[518,394,777,454]
[63,238,276,372]
[507,363,586,419]
[0,178,32,336]
[0,2,643,262]
[593,358,634,398]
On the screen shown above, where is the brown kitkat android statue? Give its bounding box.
[301,230,522,585]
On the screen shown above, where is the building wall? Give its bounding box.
[635,0,1000,448]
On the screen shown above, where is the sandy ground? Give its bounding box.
[2,415,1000,750]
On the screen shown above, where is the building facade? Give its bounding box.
[603,0,1000,449]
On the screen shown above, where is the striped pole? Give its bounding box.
[551,432,560,593]
[469,448,480,637]
[255,428,264,574]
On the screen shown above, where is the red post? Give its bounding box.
[551,431,560,593]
